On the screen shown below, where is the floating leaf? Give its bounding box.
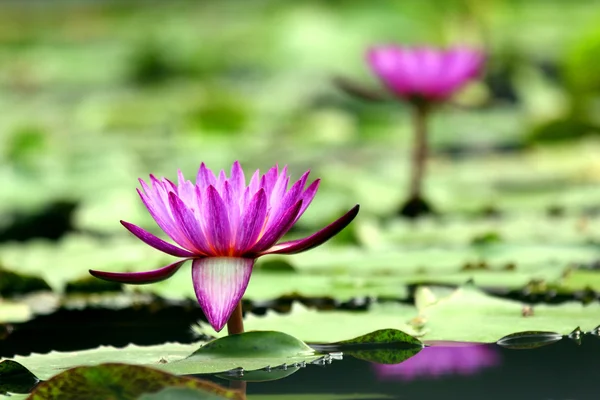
[6,333,327,381]
[334,329,423,347]
[27,363,243,400]
[419,286,600,342]
[0,360,39,395]
[0,268,51,297]
[315,329,423,365]
[496,331,563,349]
[140,386,233,400]
[161,331,324,376]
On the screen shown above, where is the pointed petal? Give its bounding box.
[136,188,190,250]
[247,200,303,253]
[248,169,261,194]
[203,185,232,254]
[192,257,254,332]
[298,179,320,218]
[120,220,197,258]
[90,259,188,284]
[196,162,216,188]
[168,193,213,255]
[262,164,279,195]
[222,181,239,231]
[236,189,268,252]
[230,161,245,198]
[260,204,360,255]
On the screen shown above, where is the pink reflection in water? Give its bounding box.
[374,343,501,381]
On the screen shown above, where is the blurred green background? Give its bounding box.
[1,0,600,317]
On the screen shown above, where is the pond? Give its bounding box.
[3,328,598,399]
[207,337,600,399]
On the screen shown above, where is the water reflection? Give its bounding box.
[374,343,501,381]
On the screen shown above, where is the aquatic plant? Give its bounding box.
[366,45,485,217]
[89,162,359,333]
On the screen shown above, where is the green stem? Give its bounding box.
[227,301,244,335]
[408,103,430,200]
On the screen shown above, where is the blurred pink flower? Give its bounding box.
[366,45,485,102]
[90,161,359,332]
[374,343,500,381]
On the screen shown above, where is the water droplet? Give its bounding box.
[589,325,600,337]
[223,367,244,377]
[262,366,272,372]
[568,327,583,345]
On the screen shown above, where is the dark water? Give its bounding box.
[199,336,599,400]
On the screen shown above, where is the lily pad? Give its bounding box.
[313,329,423,365]
[417,286,600,342]
[27,363,243,400]
[140,386,235,400]
[0,267,51,297]
[0,359,39,395]
[496,331,564,349]
[4,332,327,381]
[160,331,325,375]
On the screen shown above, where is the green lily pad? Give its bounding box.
[0,359,39,395]
[4,332,327,381]
[335,328,423,347]
[314,329,423,365]
[496,331,564,349]
[417,286,600,342]
[27,363,243,400]
[159,331,324,376]
[0,267,51,297]
[140,386,235,400]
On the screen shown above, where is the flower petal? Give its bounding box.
[260,204,360,255]
[229,160,245,199]
[192,257,254,332]
[136,188,191,250]
[89,259,188,284]
[236,188,268,252]
[247,199,303,253]
[168,193,213,255]
[120,220,197,258]
[196,162,216,188]
[297,178,320,221]
[203,185,232,254]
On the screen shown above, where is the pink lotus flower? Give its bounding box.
[90,162,359,332]
[374,343,500,381]
[366,45,485,102]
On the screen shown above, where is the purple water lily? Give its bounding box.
[363,45,485,217]
[366,45,485,103]
[90,162,359,332]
